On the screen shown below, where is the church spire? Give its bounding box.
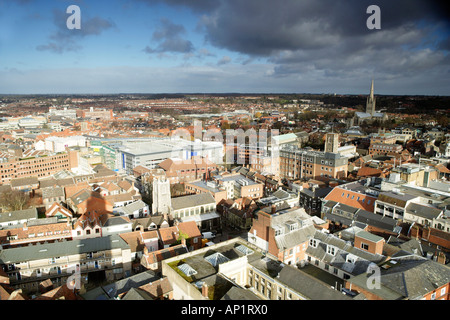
[366,79,376,116]
[370,79,374,100]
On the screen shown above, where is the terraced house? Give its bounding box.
[305,229,387,281]
[0,235,132,294]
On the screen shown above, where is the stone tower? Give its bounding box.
[366,79,376,116]
[324,133,339,153]
[152,175,171,215]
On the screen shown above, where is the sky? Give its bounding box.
[0,0,449,95]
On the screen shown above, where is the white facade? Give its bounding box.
[44,136,86,153]
[101,219,133,237]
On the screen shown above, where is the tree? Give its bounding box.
[0,190,30,211]
[171,183,185,197]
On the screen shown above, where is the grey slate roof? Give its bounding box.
[171,193,215,211]
[349,258,450,300]
[300,187,332,198]
[354,209,398,232]
[0,207,37,224]
[0,235,129,264]
[101,270,158,298]
[121,287,154,300]
[10,176,38,188]
[275,224,316,250]
[132,215,166,230]
[306,230,386,276]
[377,191,416,208]
[121,200,148,215]
[102,216,131,227]
[221,286,261,300]
[324,212,353,226]
[277,265,352,300]
[405,202,442,220]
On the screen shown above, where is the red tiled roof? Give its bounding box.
[324,187,377,212]
[356,166,382,177]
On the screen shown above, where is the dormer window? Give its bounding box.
[285,221,298,233]
[309,238,318,248]
[346,254,356,264]
[274,226,284,236]
[327,245,336,256]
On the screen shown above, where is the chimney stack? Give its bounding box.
[202,282,209,299]
[271,204,276,214]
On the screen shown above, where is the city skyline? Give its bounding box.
[0,0,449,95]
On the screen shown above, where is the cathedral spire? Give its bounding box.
[366,79,376,116]
[370,79,374,100]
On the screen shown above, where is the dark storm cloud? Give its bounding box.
[195,0,449,56]
[138,0,220,13]
[144,18,194,54]
[177,0,449,87]
[36,9,115,54]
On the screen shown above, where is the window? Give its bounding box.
[431,292,436,300]
[441,288,446,297]
[309,239,318,248]
[327,246,336,256]
[361,243,369,250]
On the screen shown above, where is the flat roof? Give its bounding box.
[356,230,384,243]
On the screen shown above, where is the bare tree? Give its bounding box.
[0,190,30,212]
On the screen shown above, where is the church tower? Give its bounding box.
[152,175,171,215]
[366,79,376,116]
[324,133,339,153]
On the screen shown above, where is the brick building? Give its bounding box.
[157,156,217,184]
[0,150,79,185]
[248,206,320,265]
[279,145,348,181]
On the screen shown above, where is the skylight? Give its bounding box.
[178,263,197,277]
[236,245,254,255]
[204,252,229,267]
